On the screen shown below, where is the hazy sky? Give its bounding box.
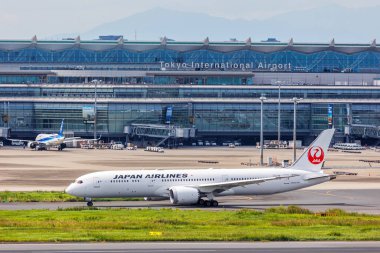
[0,0,379,39]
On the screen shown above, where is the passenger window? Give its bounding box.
[77,180,83,184]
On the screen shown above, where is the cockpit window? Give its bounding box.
[76,180,83,184]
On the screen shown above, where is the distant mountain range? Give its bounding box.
[70,5,380,43]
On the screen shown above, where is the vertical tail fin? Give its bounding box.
[290,128,335,173]
[58,119,64,136]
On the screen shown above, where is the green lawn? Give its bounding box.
[0,206,379,242]
[0,191,142,202]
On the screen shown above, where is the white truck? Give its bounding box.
[111,142,124,150]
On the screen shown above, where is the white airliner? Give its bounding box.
[10,119,77,151]
[28,119,67,150]
[66,129,335,207]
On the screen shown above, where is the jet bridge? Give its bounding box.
[348,124,380,139]
[124,124,196,147]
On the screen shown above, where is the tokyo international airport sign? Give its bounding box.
[160,61,292,71]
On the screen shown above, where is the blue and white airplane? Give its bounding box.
[20,119,75,151]
[9,119,99,151]
[26,119,68,150]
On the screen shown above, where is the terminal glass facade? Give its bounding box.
[1,39,380,142]
[1,48,380,73]
[2,86,380,100]
[0,100,370,139]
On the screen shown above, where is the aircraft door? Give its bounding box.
[147,178,156,188]
[222,175,229,182]
[93,177,101,189]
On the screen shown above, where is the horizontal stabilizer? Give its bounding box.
[303,173,331,181]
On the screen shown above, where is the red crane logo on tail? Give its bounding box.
[307,146,324,165]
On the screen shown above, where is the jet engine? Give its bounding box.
[144,197,169,201]
[59,143,66,150]
[169,186,199,205]
[27,142,36,149]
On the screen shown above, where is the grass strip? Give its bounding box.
[0,206,379,242]
[0,191,142,202]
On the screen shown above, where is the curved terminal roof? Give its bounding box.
[0,37,378,54]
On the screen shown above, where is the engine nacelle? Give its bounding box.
[28,142,36,149]
[144,197,169,201]
[59,143,67,150]
[169,186,199,205]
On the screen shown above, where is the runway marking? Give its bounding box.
[317,190,355,200]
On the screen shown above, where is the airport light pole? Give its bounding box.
[94,80,98,140]
[277,81,281,148]
[291,97,303,164]
[259,96,267,166]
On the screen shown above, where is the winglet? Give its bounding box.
[58,119,64,136]
[290,128,335,173]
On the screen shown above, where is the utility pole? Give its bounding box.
[291,97,303,163]
[259,96,267,166]
[94,80,98,140]
[277,81,281,147]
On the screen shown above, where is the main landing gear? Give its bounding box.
[198,198,218,207]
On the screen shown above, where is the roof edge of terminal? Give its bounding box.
[0,38,377,48]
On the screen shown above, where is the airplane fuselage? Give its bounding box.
[35,133,65,146]
[65,168,330,199]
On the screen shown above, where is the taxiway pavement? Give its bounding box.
[1,189,379,214]
[1,242,380,253]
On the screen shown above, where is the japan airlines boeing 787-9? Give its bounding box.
[65,129,335,207]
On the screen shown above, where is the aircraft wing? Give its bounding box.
[193,174,299,193]
[6,138,30,143]
[64,137,81,143]
[65,135,102,143]
[8,138,51,145]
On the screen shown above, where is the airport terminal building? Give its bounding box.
[1,37,380,144]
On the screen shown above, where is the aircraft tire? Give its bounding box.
[204,200,211,207]
[60,143,66,151]
[198,199,205,205]
[87,201,93,207]
[211,200,219,207]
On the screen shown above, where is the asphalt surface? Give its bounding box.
[2,146,380,192]
[1,189,379,214]
[1,242,380,253]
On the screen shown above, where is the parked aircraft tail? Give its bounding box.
[58,119,64,136]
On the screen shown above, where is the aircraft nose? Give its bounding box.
[65,183,75,195]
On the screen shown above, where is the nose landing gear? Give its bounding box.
[84,197,93,207]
